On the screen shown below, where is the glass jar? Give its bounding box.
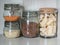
[3,21,20,38]
[21,11,39,38]
[39,8,58,38]
[3,4,24,21]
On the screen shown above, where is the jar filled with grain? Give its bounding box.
[3,21,20,38]
[3,4,24,21]
[39,8,58,38]
[21,11,39,38]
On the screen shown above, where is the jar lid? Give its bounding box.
[4,4,23,10]
[23,11,38,17]
[39,8,57,13]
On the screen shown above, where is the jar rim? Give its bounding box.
[4,4,23,10]
[39,8,58,13]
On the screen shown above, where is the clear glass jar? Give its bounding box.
[39,8,58,38]
[3,4,24,21]
[3,21,20,38]
[21,11,39,38]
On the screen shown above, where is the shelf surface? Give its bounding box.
[0,35,60,45]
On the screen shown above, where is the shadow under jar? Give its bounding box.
[39,8,58,38]
[21,11,39,38]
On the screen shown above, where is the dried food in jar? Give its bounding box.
[4,16,20,21]
[40,13,57,37]
[22,22,39,38]
[3,30,20,38]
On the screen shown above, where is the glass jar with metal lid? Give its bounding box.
[3,4,24,21]
[39,8,58,38]
[21,11,39,38]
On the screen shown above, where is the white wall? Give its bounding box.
[24,0,56,11]
[57,0,60,39]
[0,0,57,34]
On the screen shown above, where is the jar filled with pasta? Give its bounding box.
[39,8,58,38]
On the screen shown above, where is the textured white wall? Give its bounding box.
[0,0,57,35]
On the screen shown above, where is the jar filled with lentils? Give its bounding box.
[21,11,39,38]
[39,8,58,38]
